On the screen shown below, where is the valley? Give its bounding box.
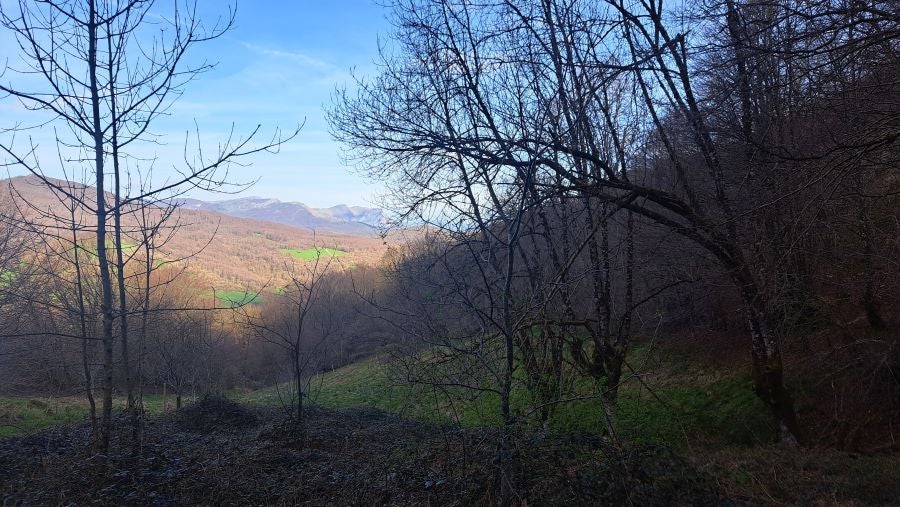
[1,175,390,292]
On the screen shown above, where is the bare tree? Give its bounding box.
[240,249,337,426]
[0,0,297,452]
[331,0,899,445]
[152,304,211,410]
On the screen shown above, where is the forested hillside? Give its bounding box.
[1,175,388,289]
[0,0,898,505]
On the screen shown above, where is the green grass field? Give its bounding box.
[3,344,770,449]
[214,290,263,306]
[0,394,176,438]
[115,241,139,253]
[241,349,772,449]
[279,247,346,261]
[76,240,139,257]
[0,270,16,286]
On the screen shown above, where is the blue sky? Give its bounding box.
[0,1,392,208]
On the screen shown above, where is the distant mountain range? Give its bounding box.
[179,197,384,235]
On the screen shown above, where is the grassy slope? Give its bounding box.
[1,394,181,438]
[4,351,898,504]
[242,348,773,449]
[241,349,900,504]
[279,247,346,261]
[214,289,263,306]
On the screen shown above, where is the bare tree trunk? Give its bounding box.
[499,331,515,507]
[498,176,531,506]
[81,331,98,440]
[69,196,98,441]
[294,348,304,423]
[137,205,159,441]
[734,267,805,445]
[582,198,622,439]
[858,194,884,328]
[87,0,115,454]
[107,30,136,444]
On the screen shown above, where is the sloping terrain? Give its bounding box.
[1,175,389,290]
[3,338,900,505]
[2,390,897,505]
[0,402,724,505]
[156,206,385,290]
[243,346,900,505]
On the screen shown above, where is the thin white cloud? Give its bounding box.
[240,42,333,70]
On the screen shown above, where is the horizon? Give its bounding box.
[2,174,382,211]
[0,0,391,209]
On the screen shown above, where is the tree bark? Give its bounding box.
[734,267,805,445]
[88,0,116,454]
[70,202,98,442]
[107,30,137,443]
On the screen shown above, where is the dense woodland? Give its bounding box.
[0,0,899,504]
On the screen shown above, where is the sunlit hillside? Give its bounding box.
[1,175,390,292]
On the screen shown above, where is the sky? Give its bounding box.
[0,0,393,208]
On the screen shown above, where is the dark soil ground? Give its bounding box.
[1,397,897,506]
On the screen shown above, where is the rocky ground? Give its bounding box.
[0,396,727,506]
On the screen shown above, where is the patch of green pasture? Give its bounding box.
[279,247,346,261]
[244,346,773,448]
[0,394,169,438]
[0,397,87,438]
[559,373,773,447]
[76,239,139,257]
[98,239,139,253]
[242,354,545,427]
[0,270,16,287]
[242,356,409,413]
[215,290,262,306]
[115,241,139,253]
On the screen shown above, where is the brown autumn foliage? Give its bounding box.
[1,175,390,292]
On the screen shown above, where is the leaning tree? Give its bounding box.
[331,0,899,444]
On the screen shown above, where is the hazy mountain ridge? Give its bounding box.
[180,197,384,235]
